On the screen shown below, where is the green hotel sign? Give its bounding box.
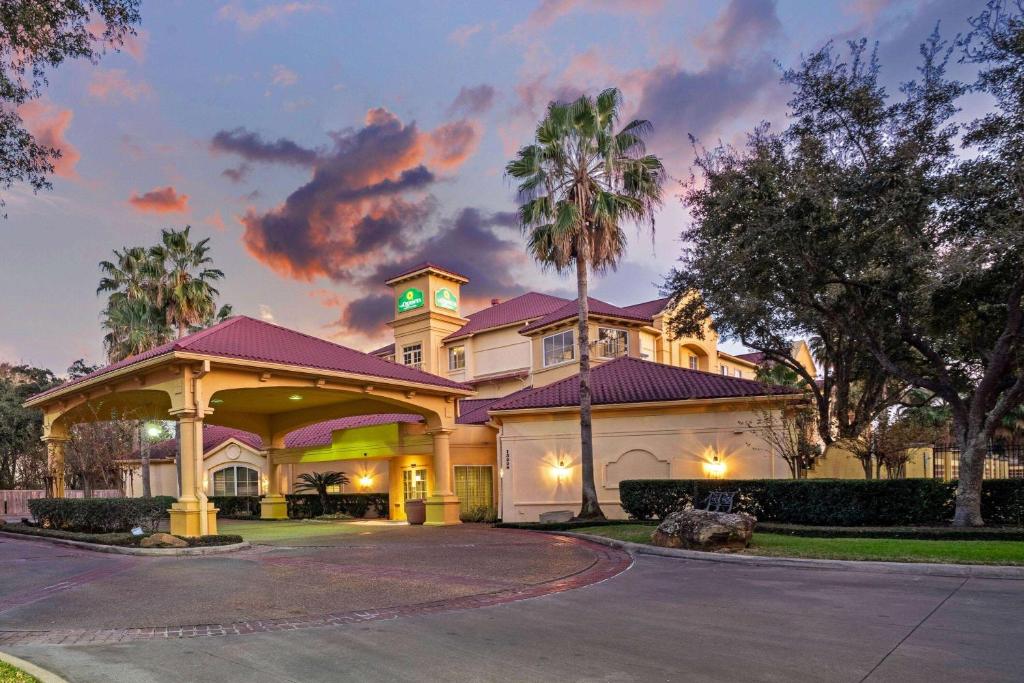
[397,287,424,312]
[435,287,458,312]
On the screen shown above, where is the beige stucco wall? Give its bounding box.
[464,326,532,379]
[126,461,179,497]
[496,402,791,522]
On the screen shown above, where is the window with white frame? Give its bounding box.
[734,369,743,378]
[720,365,729,375]
[213,466,259,496]
[403,343,423,369]
[597,327,628,358]
[449,345,466,370]
[543,330,575,367]
[689,355,698,370]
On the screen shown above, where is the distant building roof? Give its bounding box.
[735,352,766,364]
[456,388,535,425]
[518,297,654,334]
[488,356,800,412]
[30,316,470,403]
[368,342,395,357]
[129,414,424,460]
[443,292,570,342]
[618,297,669,320]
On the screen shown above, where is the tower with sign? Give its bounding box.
[385,263,469,376]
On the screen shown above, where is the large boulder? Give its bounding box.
[651,508,756,551]
[140,532,188,548]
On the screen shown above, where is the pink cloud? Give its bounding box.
[270,64,298,87]
[448,23,482,46]
[428,120,482,170]
[18,100,80,179]
[87,68,153,102]
[128,186,189,213]
[218,2,328,31]
[522,0,663,30]
[204,210,227,231]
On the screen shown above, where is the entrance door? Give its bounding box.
[454,465,493,515]
[402,468,427,501]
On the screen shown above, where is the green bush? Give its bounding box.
[188,534,244,546]
[619,479,1024,527]
[285,493,388,519]
[757,522,1024,540]
[27,496,177,533]
[460,506,498,523]
[208,496,261,519]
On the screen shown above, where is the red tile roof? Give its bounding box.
[385,262,469,283]
[368,342,395,357]
[518,297,655,334]
[456,387,534,425]
[619,297,669,320]
[736,352,766,364]
[465,368,530,386]
[128,414,424,460]
[488,356,800,412]
[30,316,470,403]
[443,292,570,342]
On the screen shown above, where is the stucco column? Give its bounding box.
[43,436,69,498]
[168,413,218,536]
[424,427,460,525]
[260,447,288,519]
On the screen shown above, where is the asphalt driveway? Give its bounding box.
[3,523,1023,682]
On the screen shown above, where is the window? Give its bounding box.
[403,343,423,369]
[449,345,465,370]
[597,327,628,358]
[543,330,575,367]
[455,466,493,515]
[720,365,729,375]
[689,355,698,370]
[402,468,427,501]
[212,466,259,496]
[734,369,743,379]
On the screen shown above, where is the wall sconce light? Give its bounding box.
[359,474,373,489]
[261,475,269,494]
[145,423,162,438]
[552,460,571,480]
[704,455,727,479]
[202,473,209,490]
[288,394,303,401]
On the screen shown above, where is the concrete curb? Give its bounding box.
[543,530,1024,580]
[0,530,250,557]
[0,649,68,683]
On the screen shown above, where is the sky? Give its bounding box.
[0,0,990,373]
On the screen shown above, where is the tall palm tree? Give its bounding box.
[506,88,664,520]
[149,226,231,339]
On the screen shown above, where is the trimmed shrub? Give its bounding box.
[757,522,1024,541]
[620,479,1024,527]
[208,496,261,519]
[460,506,498,523]
[285,493,388,519]
[27,496,177,533]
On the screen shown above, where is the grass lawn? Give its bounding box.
[0,660,38,683]
[573,524,1024,565]
[220,518,372,544]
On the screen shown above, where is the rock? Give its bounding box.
[539,510,574,523]
[140,532,188,548]
[651,508,756,551]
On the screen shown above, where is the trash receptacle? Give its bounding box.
[405,499,426,525]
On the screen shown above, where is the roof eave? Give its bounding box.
[489,393,804,416]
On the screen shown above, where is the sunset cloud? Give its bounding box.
[270,64,298,87]
[217,2,328,31]
[448,23,483,46]
[18,100,80,179]
[428,120,482,169]
[87,68,154,102]
[128,186,189,213]
[448,84,496,116]
[211,127,318,166]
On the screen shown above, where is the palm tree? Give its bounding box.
[294,471,351,514]
[149,226,231,339]
[506,88,664,520]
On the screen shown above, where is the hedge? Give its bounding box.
[757,522,1024,541]
[3,524,243,547]
[285,493,388,519]
[619,479,1024,527]
[27,496,178,533]
[208,496,261,518]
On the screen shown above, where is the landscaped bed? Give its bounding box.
[572,524,1024,565]
[1,523,242,548]
[0,659,38,683]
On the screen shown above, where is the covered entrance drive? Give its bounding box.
[24,316,475,535]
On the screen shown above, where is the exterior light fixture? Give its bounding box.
[210,398,224,405]
[552,460,571,480]
[145,423,162,438]
[288,394,303,401]
[704,455,727,479]
[261,475,269,494]
[359,474,373,488]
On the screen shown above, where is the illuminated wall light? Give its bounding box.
[359,474,373,489]
[288,394,303,401]
[145,423,162,438]
[704,455,727,479]
[210,398,224,405]
[261,475,269,494]
[552,460,571,480]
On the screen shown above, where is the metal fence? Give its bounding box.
[932,444,1024,480]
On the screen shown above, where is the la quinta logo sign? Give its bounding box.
[397,287,424,312]
[435,287,458,311]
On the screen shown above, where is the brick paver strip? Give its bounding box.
[0,535,631,647]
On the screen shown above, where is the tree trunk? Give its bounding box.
[140,422,152,498]
[953,434,987,527]
[575,237,605,521]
